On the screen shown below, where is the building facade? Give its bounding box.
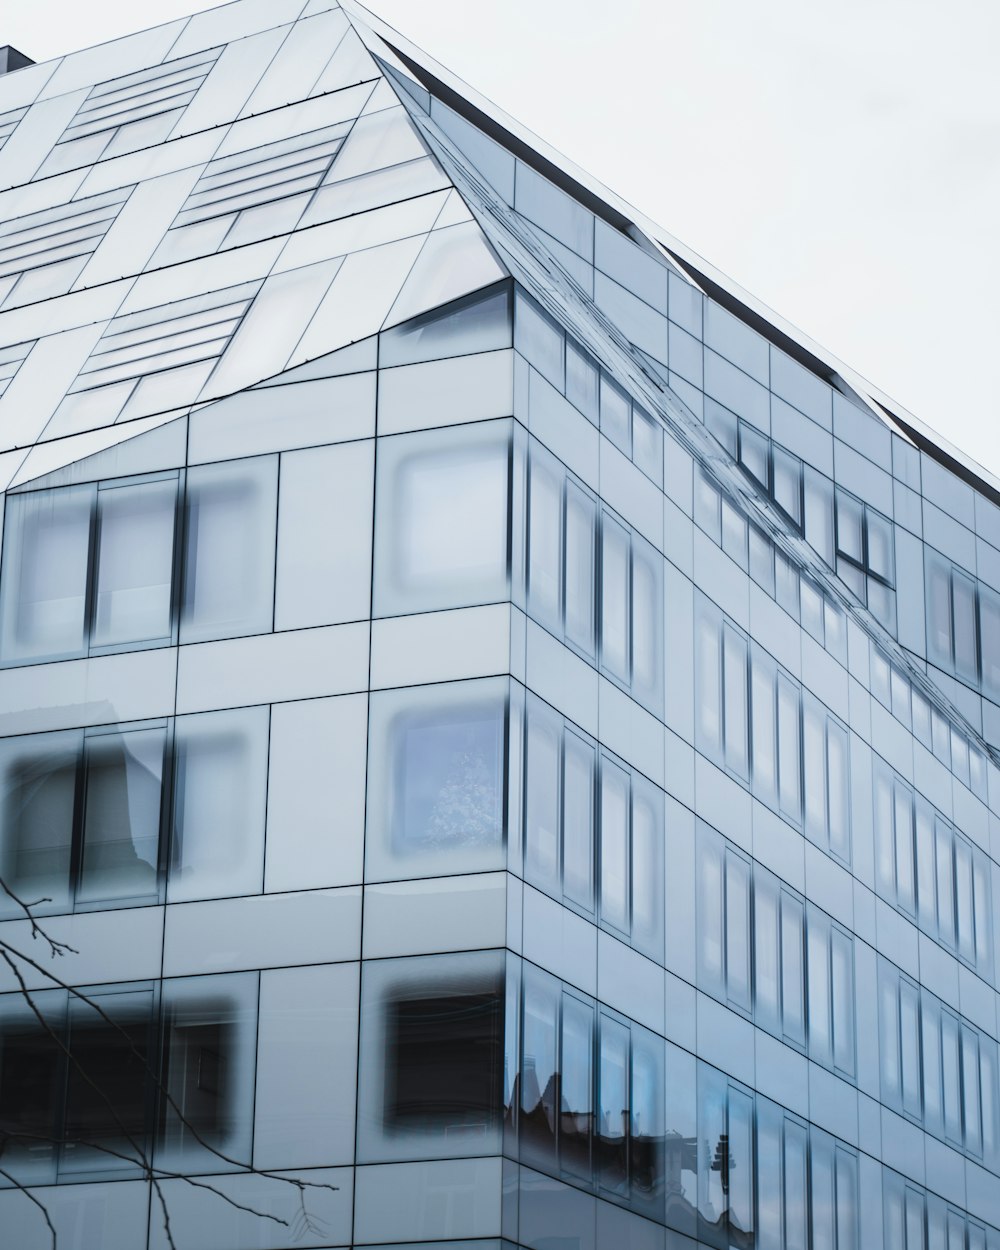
[0,3,998,1249]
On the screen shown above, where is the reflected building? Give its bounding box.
[0,4,997,1250]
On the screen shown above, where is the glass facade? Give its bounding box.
[0,4,997,1249]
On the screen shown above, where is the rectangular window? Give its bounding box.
[564,483,596,654]
[601,515,630,683]
[525,702,561,888]
[527,455,562,628]
[725,851,751,1012]
[562,730,595,910]
[722,623,749,779]
[777,674,801,822]
[560,993,593,1179]
[600,757,630,934]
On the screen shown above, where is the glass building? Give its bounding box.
[0,3,997,1248]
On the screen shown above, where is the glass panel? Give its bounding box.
[600,759,629,934]
[169,706,268,902]
[723,624,749,779]
[836,492,864,563]
[375,427,509,618]
[952,571,978,682]
[900,979,922,1117]
[773,445,801,526]
[525,703,560,889]
[631,778,662,958]
[942,1012,962,1143]
[955,838,976,963]
[560,994,593,1179]
[562,730,594,910]
[739,422,769,486]
[0,485,93,662]
[827,721,850,862]
[0,730,79,916]
[808,913,832,1067]
[894,782,916,914]
[181,457,277,643]
[630,1026,664,1217]
[756,1101,782,1250]
[380,281,511,367]
[811,1133,835,1250]
[915,803,937,930]
[632,539,662,706]
[980,586,1000,697]
[92,478,176,649]
[697,605,722,757]
[835,1148,859,1250]
[926,557,953,667]
[751,650,777,804]
[565,339,599,423]
[728,1087,754,1242]
[754,872,781,1033]
[922,998,943,1133]
[935,819,956,946]
[527,454,562,628]
[725,852,751,1011]
[515,291,563,387]
[831,928,855,1076]
[962,1026,982,1154]
[777,675,801,822]
[564,483,596,654]
[632,407,662,485]
[597,1015,629,1195]
[600,375,631,454]
[521,969,559,1167]
[601,515,630,682]
[782,893,806,1047]
[866,511,894,582]
[785,1119,809,1250]
[698,833,725,994]
[78,725,164,905]
[803,699,827,843]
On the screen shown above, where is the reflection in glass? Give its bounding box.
[92,478,176,649]
[0,485,93,662]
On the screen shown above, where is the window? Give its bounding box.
[515,288,664,485]
[359,950,505,1163]
[374,422,512,618]
[366,679,509,882]
[0,708,267,919]
[0,460,278,665]
[698,827,856,1078]
[521,693,664,960]
[526,439,662,711]
[926,550,1000,698]
[878,959,1000,1166]
[0,975,256,1184]
[737,419,804,531]
[873,761,994,976]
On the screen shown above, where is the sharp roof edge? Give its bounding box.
[342,0,1000,504]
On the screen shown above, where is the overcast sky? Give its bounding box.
[7,0,1000,475]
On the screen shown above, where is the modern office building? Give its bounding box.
[0,3,997,1248]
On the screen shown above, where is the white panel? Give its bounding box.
[116,239,279,315]
[213,81,374,158]
[0,92,90,190]
[168,0,309,58]
[161,889,362,975]
[0,647,177,738]
[190,370,375,462]
[75,128,224,198]
[37,21,190,98]
[9,411,184,489]
[310,25,381,94]
[0,58,57,113]
[265,695,368,893]
[259,334,377,386]
[77,166,205,289]
[201,260,341,399]
[0,279,128,342]
[170,27,292,138]
[434,187,475,228]
[254,964,359,1169]
[326,105,427,183]
[0,323,110,454]
[377,350,514,436]
[370,604,512,690]
[363,873,508,958]
[288,234,424,366]
[383,219,506,328]
[275,440,374,630]
[0,169,89,221]
[240,8,351,114]
[175,622,369,713]
[274,191,447,273]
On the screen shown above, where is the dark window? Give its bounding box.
[384,986,503,1135]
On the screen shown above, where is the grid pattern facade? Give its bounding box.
[0,4,997,1250]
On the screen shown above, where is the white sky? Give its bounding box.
[7,0,1000,476]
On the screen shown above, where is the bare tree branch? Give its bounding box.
[0,876,76,960]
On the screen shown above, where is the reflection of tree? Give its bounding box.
[425,743,499,848]
[0,875,336,1250]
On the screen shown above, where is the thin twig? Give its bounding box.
[0,876,77,959]
[0,1160,57,1250]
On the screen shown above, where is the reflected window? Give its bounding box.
[375,423,511,618]
[0,975,254,1183]
[380,279,512,367]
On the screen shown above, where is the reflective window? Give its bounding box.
[0,974,256,1183]
[381,280,512,368]
[926,549,1000,699]
[375,422,512,618]
[0,706,267,918]
[366,679,508,882]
